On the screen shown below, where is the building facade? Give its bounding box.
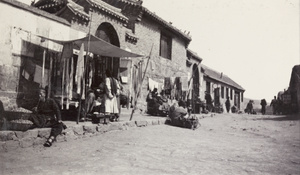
[0,0,192,112]
[200,65,245,112]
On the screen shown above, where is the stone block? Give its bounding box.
[19,137,34,148]
[0,131,16,141]
[38,128,51,138]
[56,134,67,143]
[27,129,39,138]
[125,121,136,127]
[72,125,84,135]
[108,123,124,131]
[135,120,147,127]
[5,140,20,151]
[145,119,153,126]
[15,130,35,139]
[83,125,97,134]
[96,124,109,133]
[152,119,159,125]
[0,141,6,152]
[158,118,167,125]
[33,137,45,147]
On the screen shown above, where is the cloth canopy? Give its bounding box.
[40,34,143,58]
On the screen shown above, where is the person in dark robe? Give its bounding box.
[22,88,65,147]
[225,96,231,113]
[260,99,267,115]
[270,96,278,115]
[205,91,213,112]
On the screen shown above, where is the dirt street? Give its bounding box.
[1,113,299,175]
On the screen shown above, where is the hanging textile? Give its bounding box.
[88,58,93,87]
[76,43,85,97]
[181,76,189,91]
[148,78,159,92]
[34,64,49,87]
[68,57,74,100]
[164,77,171,90]
[61,58,66,110]
[65,57,70,110]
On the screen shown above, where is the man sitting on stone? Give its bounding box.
[22,88,66,147]
[168,100,188,125]
[169,100,200,129]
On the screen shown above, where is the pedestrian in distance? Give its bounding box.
[270,96,278,115]
[260,99,267,115]
[225,96,231,113]
[205,91,213,112]
[246,100,254,114]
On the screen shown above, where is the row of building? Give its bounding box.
[0,0,245,114]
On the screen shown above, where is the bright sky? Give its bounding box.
[19,0,300,102]
[143,0,300,102]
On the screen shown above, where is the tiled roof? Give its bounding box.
[65,0,90,21]
[118,0,142,6]
[34,0,66,7]
[187,49,202,62]
[86,0,128,23]
[141,7,192,43]
[201,65,245,91]
[34,0,67,10]
[2,0,70,25]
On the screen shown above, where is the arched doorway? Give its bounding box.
[192,64,200,113]
[92,22,120,87]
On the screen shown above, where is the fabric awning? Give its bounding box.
[40,34,143,58]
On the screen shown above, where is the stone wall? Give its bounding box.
[0,118,167,152]
[0,1,84,111]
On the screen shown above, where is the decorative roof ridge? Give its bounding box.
[1,0,70,25]
[141,6,191,42]
[86,0,128,23]
[118,0,143,7]
[66,0,90,20]
[125,31,138,44]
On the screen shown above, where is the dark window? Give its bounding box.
[160,32,172,59]
[226,87,229,98]
[206,82,211,94]
[221,86,224,98]
[230,89,233,100]
[241,92,244,102]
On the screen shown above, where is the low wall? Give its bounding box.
[0,118,167,152]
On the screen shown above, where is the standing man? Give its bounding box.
[260,99,267,115]
[225,96,231,113]
[205,91,213,112]
[270,96,278,115]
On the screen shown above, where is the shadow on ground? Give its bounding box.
[254,114,300,121]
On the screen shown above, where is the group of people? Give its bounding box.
[146,88,170,116]
[22,69,121,147]
[270,96,284,115]
[83,69,121,123]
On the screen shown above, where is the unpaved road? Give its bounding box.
[1,113,299,175]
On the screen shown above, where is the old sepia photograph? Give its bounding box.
[0,0,299,174]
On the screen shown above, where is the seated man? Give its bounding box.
[169,100,200,129]
[22,88,66,147]
[169,100,188,125]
